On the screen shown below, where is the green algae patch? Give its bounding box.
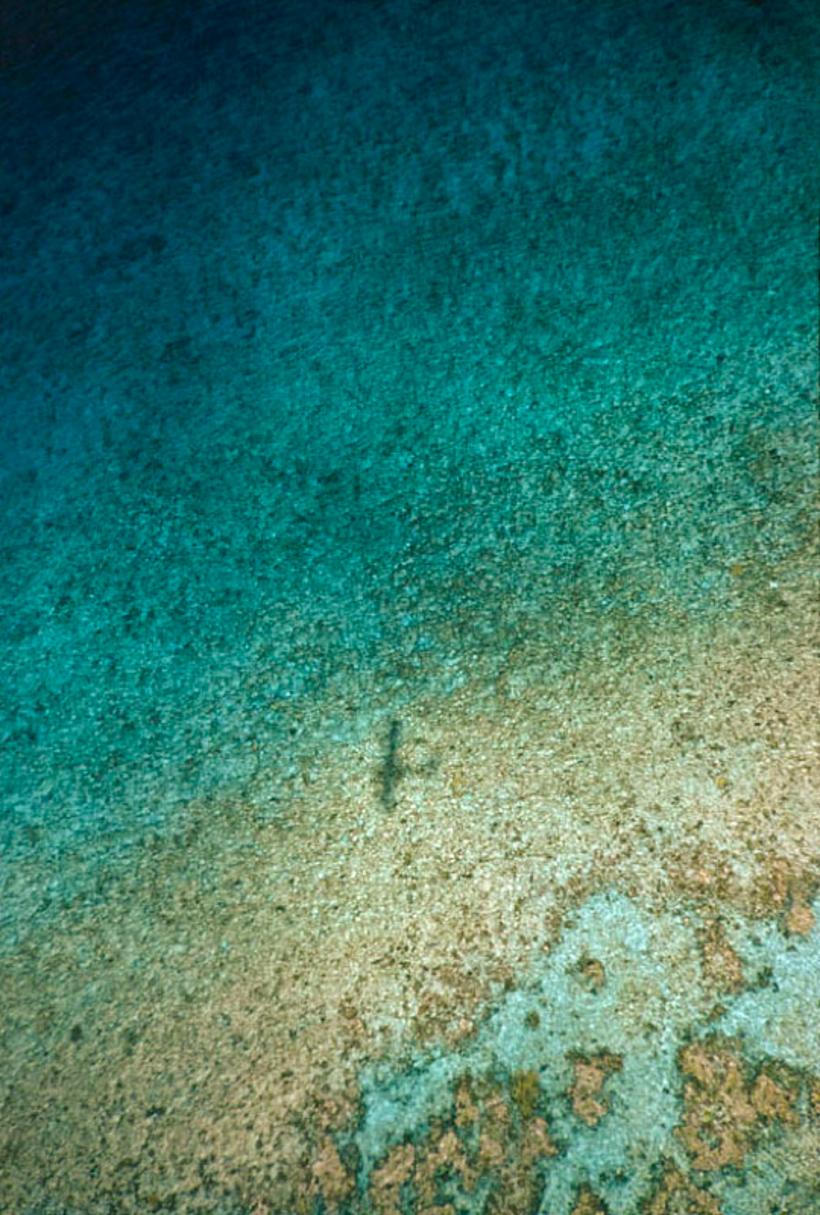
[510,1069,542,1121]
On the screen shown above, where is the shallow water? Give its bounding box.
[1,1,818,1211]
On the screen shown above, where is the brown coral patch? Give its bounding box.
[577,955,607,992]
[569,1052,623,1126]
[750,1069,799,1125]
[662,847,819,928]
[367,1072,559,1215]
[309,1136,354,1207]
[642,1163,721,1214]
[697,919,744,994]
[749,858,819,926]
[678,1041,757,1169]
[414,1123,475,1207]
[369,1141,415,1214]
[785,898,815,936]
[571,1184,609,1214]
[521,1115,558,1163]
[677,1038,799,1171]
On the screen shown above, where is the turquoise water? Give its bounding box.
[1,1,818,1211]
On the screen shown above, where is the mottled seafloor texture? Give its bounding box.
[1,1,818,1212]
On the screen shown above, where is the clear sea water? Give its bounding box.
[1,2,818,1212]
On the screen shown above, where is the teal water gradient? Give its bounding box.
[0,1,817,1211]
